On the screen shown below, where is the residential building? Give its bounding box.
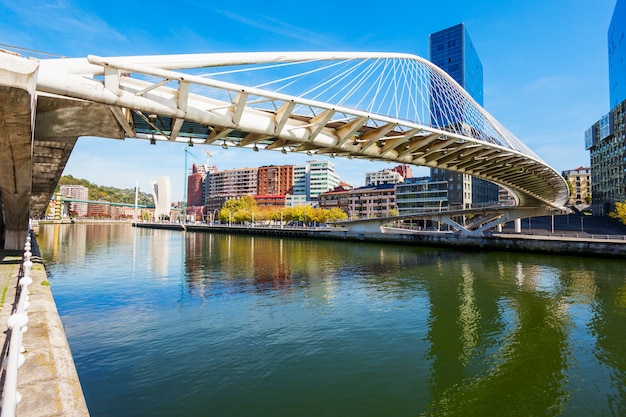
[87,202,111,218]
[365,168,404,186]
[392,164,413,179]
[285,194,308,207]
[151,176,171,220]
[396,177,448,214]
[257,165,294,196]
[498,186,517,206]
[254,195,287,207]
[562,167,592,206]
[59,184,89,217]
[252,165,294,208]
[186,164,215,220]
[347,183,396,219]
[205,167,258,212]
[289,160,340,206]
[428,23,498,209]
[586,0,626,215]
[187,163,206,207]
[319,183,353,214]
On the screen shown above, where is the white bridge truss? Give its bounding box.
[36,52,569,209]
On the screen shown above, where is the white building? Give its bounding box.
[59,184,89,217]
[365,169,404,186]
[288,160,340,206]
[151,176,171,220]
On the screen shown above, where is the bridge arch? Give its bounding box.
[37,52,569,209]
[1,51,569,248]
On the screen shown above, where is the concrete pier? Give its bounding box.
[0,245,89,416]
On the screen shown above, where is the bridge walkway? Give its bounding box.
[0,244,89,416]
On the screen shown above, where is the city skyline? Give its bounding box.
[0,0,615,200]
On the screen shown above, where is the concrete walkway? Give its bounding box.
[0,246,89,416]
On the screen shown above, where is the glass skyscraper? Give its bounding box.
[586,0,626,216]
[429,23,484,107]
[428,23,497,208]
[609,0,626,109]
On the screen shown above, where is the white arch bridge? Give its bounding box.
[0,51,568,249]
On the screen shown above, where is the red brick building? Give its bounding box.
[257,165,294,197]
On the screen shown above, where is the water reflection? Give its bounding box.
[39,223,134,264]
[182,232,452,301]
[177,232,626,416]
[36,224,626,417]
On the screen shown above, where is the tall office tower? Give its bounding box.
[429,23,498,209]
[59,184,89,217]
[586,0,626,215]
[609,0,626,109]
[289,160,340,206]
[151,176,171,219]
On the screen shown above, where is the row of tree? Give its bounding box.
[217,196,347,224]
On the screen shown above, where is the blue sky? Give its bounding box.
[0,0,616,200]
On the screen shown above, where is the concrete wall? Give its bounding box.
[135,222,626,259]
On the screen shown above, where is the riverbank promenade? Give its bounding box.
[136,214,626,259]
[0,246,88,416]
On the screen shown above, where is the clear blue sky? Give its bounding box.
[0,0,616,201]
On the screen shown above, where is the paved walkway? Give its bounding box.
[0,245,89,416]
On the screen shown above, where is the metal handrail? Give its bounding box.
[1,235,34,417]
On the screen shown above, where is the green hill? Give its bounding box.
[55,175,154,207]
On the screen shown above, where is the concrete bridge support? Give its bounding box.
[340,207,569,237]
[1,52,127,249]
[0,53,38,249]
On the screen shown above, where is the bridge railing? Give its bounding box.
[1,234,35,417]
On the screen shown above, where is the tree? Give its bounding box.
[326,207,348,222]
[609,201,626,225]
[219,196,259,223]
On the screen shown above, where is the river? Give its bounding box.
[36,223,626,417]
